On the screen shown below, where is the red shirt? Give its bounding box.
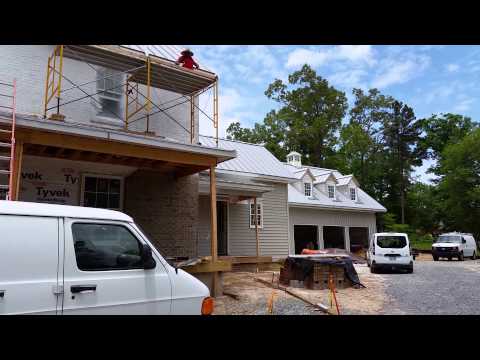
[177,55,198,69]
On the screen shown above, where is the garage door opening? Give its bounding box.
[323,226,345,249]
[349,227,369,253]
[294,225,318,254]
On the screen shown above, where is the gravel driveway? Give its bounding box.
[380,260,480,315]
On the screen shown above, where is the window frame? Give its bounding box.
[95,67,124,121]
[80,173,124,211]
[249,201,264,229]
[71,222,146,272]
[327,184,336,199]
[304,182,312,197]
[350,187,357,201]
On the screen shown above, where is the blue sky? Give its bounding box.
[191,45,480,183]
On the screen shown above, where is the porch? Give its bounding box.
[0,115,236,296]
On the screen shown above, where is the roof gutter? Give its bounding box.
[288,202,387,213]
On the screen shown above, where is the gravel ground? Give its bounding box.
[380,259,480,315]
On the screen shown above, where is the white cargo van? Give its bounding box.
[366,232,413,273]
[432,232,477,261]
[0,201,214,315]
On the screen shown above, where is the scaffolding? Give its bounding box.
[43,45,219,145]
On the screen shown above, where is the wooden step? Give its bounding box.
[0,129,11,134]
[0,142,11,148]
[0,184,8,189]
[0,156,10,161]
[0,169,10,175]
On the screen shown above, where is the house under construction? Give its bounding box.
[0,45,233,295]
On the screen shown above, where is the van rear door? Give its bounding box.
[60,218,172,315]
[0,215,60,314]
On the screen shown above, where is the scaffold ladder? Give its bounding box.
[0,79,17,200]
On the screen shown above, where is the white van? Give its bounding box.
[0,201,214,315]
[366,232,413,273]
[432,232,477,261]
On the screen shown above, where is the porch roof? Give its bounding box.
[0,113,236,177]
[198,172,274,199]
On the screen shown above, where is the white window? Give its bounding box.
[350,187,357,201]
[249,201,263,228]
[328,185,336,199]
[96,67,123,119]
[81,174,123,211]
[304,182,312,197]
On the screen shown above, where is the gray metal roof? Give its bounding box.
[199,136,296,181]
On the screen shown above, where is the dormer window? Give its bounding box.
[328,185,336,199]
[350,187,357,201]
[304,182,312,197]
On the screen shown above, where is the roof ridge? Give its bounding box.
[199,134,266,147]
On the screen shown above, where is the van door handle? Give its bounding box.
[71,285,97,294]
[0,290,5,298]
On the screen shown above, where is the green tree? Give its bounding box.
[437,128,480,239]
[264,64,348,167]
[339,88,395,201]
[381,101,425,224]
[418,113,478,177]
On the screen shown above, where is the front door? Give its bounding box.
[61,219,172,315]
[217,201,228,256]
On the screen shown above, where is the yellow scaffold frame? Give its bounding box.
[43,45,64,119]
[125,56,152,132]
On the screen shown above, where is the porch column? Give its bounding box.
[344,226,351,252]
[209,165,219,295]
[10,140,23,201]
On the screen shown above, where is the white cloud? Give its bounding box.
[371,55,430,89]
[328,69,368,89]
[446,63,460,72]
[286,45,376,69]
[453,98,475,112]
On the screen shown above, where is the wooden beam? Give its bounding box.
[182,260,231,274]
[10,140,23,201]
[254,197,259,272]
[175,165,209,179]
[210,165,219,296]
[16,129,218,167]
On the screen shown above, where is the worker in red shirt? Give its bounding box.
[175,48,199,70]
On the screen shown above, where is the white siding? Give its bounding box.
[197,183,290,258]
[289,206,377,254]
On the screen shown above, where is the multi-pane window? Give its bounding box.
[72,223,144,271]
[350,187,357,201]
[96,68,123,119]
[82,175,122,210]
[304,182,312,197]
[328,185,336,199]
[249,202,263,228]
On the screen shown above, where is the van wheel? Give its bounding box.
[448,257,452,261]
[458,252,464,261]
[433,255,438,261]
[472,251,477,260]
[370,263,376,273]
[406,267,413,274]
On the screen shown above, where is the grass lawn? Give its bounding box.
[410,238,433,251]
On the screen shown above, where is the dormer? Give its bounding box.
[313,171,338,200]
[292,168,315,199]
[336,175,361,202]
[286,151,302,167]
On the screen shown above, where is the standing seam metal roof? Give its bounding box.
[199,136,296,180]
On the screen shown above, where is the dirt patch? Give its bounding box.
[415,253,433,262]
[213,265,387,315]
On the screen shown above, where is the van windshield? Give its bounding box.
[376,236,407,248]
[437,235,462,243]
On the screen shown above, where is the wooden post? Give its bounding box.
[254,197,259,272]
[210,165,219,295]
[10,140,23,201]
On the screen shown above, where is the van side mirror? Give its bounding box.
[141,244,156,270]
[462,238,467,244]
